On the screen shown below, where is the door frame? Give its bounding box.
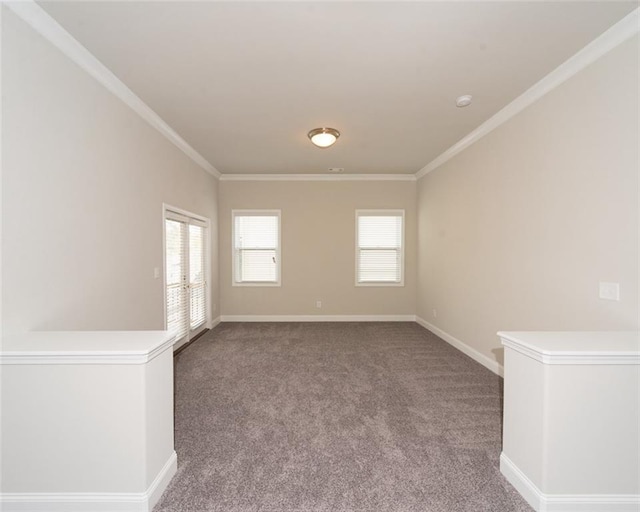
[162,203,211,351]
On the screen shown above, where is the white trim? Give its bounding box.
[499,453,542,511]
[146,451,178,512]
[501,338,640,365]
[416,317,503,376]
[0,5,3,355]
[220,173,416,182]
[5,1,220,179]
[500,453,640,512]
[498,332,640,365]
[416,8,640,180]
[209,316,221,329]
[162,204,209,225]
[0,452,177,512]
[162,205,168,334]
[220,315,416,322]
[0,333,175,365]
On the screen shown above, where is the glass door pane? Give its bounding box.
[189,224,206,330]
[165,219,188,343]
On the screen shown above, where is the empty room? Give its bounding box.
[1,1,638,512]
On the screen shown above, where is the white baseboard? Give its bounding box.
[0,452,177,512]
[500,453,640,512]
[415,316,503,376]
[209,316,221,329]
[146,451,177,511]
[500,452,545,510]
[220,314,417,322]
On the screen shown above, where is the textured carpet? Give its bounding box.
[154,322,531,512]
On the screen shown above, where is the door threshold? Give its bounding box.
[173,329,209,356]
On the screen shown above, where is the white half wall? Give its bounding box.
[0,331,177,511]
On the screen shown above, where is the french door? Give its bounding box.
[165,208,208,348]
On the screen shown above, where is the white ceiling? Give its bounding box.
[38,1,638,175]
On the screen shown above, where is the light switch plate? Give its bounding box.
[599,282,620,301]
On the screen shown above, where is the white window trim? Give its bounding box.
[162,203,211,338]
[355,209,405,287]
[231,209,282,287]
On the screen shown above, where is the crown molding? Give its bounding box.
[416,7,640,180]
[220,173,416,182]
[11,0,636,183]
[5,1,221,179]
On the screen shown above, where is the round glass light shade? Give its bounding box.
[308,128,340,148]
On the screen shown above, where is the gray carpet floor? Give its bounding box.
[154,322,532,512]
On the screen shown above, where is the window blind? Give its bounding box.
[189,224,206,330]
[165,218,188,340]
[357,212,404,284]
[233,213,280,284]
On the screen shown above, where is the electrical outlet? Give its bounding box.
[316,300,322,309]
[153,267,160,279]
[432,309,437,318]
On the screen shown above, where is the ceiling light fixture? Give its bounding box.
[308,127,340,148]
[456,95,473,108]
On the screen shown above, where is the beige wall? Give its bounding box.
[1,8,219,334]
[220,180,416,316]
[417,35,639,366]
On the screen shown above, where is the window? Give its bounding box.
[356,210,404,286]
[232,210,281,286]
